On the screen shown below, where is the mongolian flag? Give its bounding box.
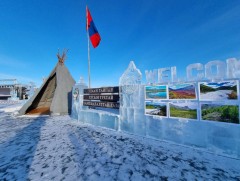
[86,6,101,48]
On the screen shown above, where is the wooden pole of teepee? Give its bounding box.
[87,6,91,88]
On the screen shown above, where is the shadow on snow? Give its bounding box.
[0,114,46,180]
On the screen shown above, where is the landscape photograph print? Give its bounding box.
[145,85,167,99]
[201,104,239,124]
[169,102,198,119]
[199,80,238,100]
[145,101,167,117]
[169,83,196,99]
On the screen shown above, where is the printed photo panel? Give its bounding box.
[169,102,198,120]
[199,80,238,101]
[201,103,239,124]
[145,100,167,117]
[168,83,197,100]
[145,85,168,100]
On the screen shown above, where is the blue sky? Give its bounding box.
[0,0,240,87]
[202,80,237,88]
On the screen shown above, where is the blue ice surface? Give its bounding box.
[94,107,119,115]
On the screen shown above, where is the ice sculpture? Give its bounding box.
[119,61,145,135]
[205,60,226,80]
[145,66,177,84]
[71,58,240,158]
[71,77,87,120]
[158,67,171,83]
[145,69,157,85]
[26,82,36,99]
[226,58,240,78]
[171,66,177,82]
[71,77,120,130]
[186,63,204,81]
[120,61,142,95]
[9,87,18,101]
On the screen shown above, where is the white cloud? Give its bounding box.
[171,102,198,109]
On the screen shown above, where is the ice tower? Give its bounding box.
[119,61,146,135]
[71,77,87,120]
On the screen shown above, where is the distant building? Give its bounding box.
[0,79,36,100]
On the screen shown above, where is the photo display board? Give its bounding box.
[145,80,240,124]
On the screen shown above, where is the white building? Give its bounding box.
[0,79,36,100]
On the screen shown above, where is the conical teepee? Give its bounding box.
[19,50,75,115]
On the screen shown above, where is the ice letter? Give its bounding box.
[158,67,171,83]
[171,66,177,82]
[145,69,157,84]
[186,63,204,81]
[226,58,240,78]
[205,60,226,80]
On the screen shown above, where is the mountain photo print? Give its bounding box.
[169,102,198,119]
[145,101,167,117]
[199,80,238,100]
[169,83,196,99]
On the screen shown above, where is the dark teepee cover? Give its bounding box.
[19,62,75,115]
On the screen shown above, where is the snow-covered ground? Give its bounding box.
[200,90,232,100]
[0,104,240,180]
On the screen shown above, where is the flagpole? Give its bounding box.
[88,33,91,88]
[87,6,91,88]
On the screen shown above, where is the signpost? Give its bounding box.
[83,101,119,109]
[83,95,119,101]
[84,87,119,94]
[83,86,119,109]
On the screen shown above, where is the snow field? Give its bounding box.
[0,104,240,180]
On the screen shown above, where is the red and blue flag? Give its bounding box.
[86,6,101,48]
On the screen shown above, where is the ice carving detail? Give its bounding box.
[186,63,204,81]
[205,60,226,79]
[226,58,240,78]
[119,61,142,94]
[145,69,157,84]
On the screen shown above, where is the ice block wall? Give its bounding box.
[119,61,240,158]
[145,107,240,158]
[71,77,119,130]
[72,61,240,158]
